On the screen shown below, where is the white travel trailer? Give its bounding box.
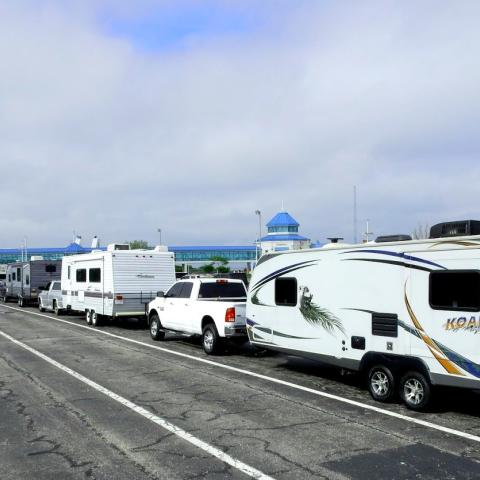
[62,244,176,326]
[247,221,480,410]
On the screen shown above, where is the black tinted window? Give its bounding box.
[26,275,30,286]
[166,283,183,298]
[275,277,297,306]
[52,282,61,291]
[430,270,480,311]
[12,272,16,281]
[76,269,87,282]
[179,282,193,299]
[17,268,21,281]
[198,282,246,298]
[46,264,57,273]
[89,268,101,283]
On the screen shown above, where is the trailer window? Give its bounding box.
[26,275,30,286]
[89,268,101,283]
[17,268,21,282]
[12,272,16,281]
[68,266,71,280]
[76,269,87,282]
[429,270,480,311]
[275,277,297,306]
[45,264,57,273]
[179,282,193,299]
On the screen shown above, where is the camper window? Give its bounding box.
[76,269,87,283]
[12,272,16,281]
[429,270,480,311]
[45,264,57,273]
[89,268,101,283]
[275,277,297,306]
[26,275,30,286]
[68,266,71,280]
[17,268,21,281]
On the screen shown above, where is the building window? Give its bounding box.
[89,268,101,283]
[275,277,297,306]
[76,269,87,283]
[429,270,480,311]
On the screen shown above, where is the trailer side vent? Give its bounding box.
[372,313,398,337]
[351,336,365,350]
[375,235,412,243]
[429,220,480,238]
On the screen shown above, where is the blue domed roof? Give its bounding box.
[266,211,299,228]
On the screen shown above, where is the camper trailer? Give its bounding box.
[61,244,176,326]
[247,220,480,410]
[1,258,61,306]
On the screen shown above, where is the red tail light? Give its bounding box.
[225,307,235,322]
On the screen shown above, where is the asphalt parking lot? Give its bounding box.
[1,305,480,479]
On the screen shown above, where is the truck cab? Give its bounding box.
[38,280,64,315]
[147,278,247,354]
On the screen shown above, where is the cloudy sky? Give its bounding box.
[1,0,479,248]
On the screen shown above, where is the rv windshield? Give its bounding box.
[198,282,246,299]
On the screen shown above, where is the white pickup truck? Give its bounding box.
[147,277,248,354]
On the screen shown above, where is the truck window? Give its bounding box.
[45,264,57,273]
[76,269,87,283]
[198,282,246,299]
[52,282,61,291]
[165,283,183,298]
[89,268,101,283]
[275,277,297,306]
[429,270,480,311]
[179,282,193,299]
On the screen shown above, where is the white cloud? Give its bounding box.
[0,1,479,248]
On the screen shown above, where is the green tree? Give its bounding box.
[127,240,150,249]
[200,264,215,274]
[210,256,230,274]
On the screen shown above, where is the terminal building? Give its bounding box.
[0,210,314,266]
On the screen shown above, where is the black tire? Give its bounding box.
[38,299,46,312]
[53,300,61,316]
[91,311,100,327]
[86,310,92,325]
[367,365,395,402]
[399,371,431,411]
[202,323,223,355]
[150,315,165,340]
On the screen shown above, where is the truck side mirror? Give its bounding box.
[157,291,165,298]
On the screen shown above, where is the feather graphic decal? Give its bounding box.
[299,287,345,335]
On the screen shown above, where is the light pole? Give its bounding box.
[157,228,162,245]
[255,210,262,261]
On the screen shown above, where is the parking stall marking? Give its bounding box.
[2,304,480,445]
[0,328,274,480]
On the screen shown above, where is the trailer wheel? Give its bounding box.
[86,310,92,325]
[38,299,46,312]
[399,371,431,411]
[91,311,101,327]
[367,365,395,402]
[202,324,223,355]
[150,315,165,340]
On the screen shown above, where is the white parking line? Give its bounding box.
[2,304,480,444]
[0,328,273,480]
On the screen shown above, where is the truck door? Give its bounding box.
[161,283,183,329]
[177,282,194,331]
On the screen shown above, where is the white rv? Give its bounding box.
[247,221,480,410]
[61,244,176,326]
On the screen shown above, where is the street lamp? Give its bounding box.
[255,210,262,261]
[157,228,162,245]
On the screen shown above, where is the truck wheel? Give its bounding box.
[91,311,101,327]
[367,365,395,402]
[399,371,431,411]
[38,299,46,312]
[86,310,92,325]
[53,301,61,316]
[150,315,165,341]
[202,324,223,355]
